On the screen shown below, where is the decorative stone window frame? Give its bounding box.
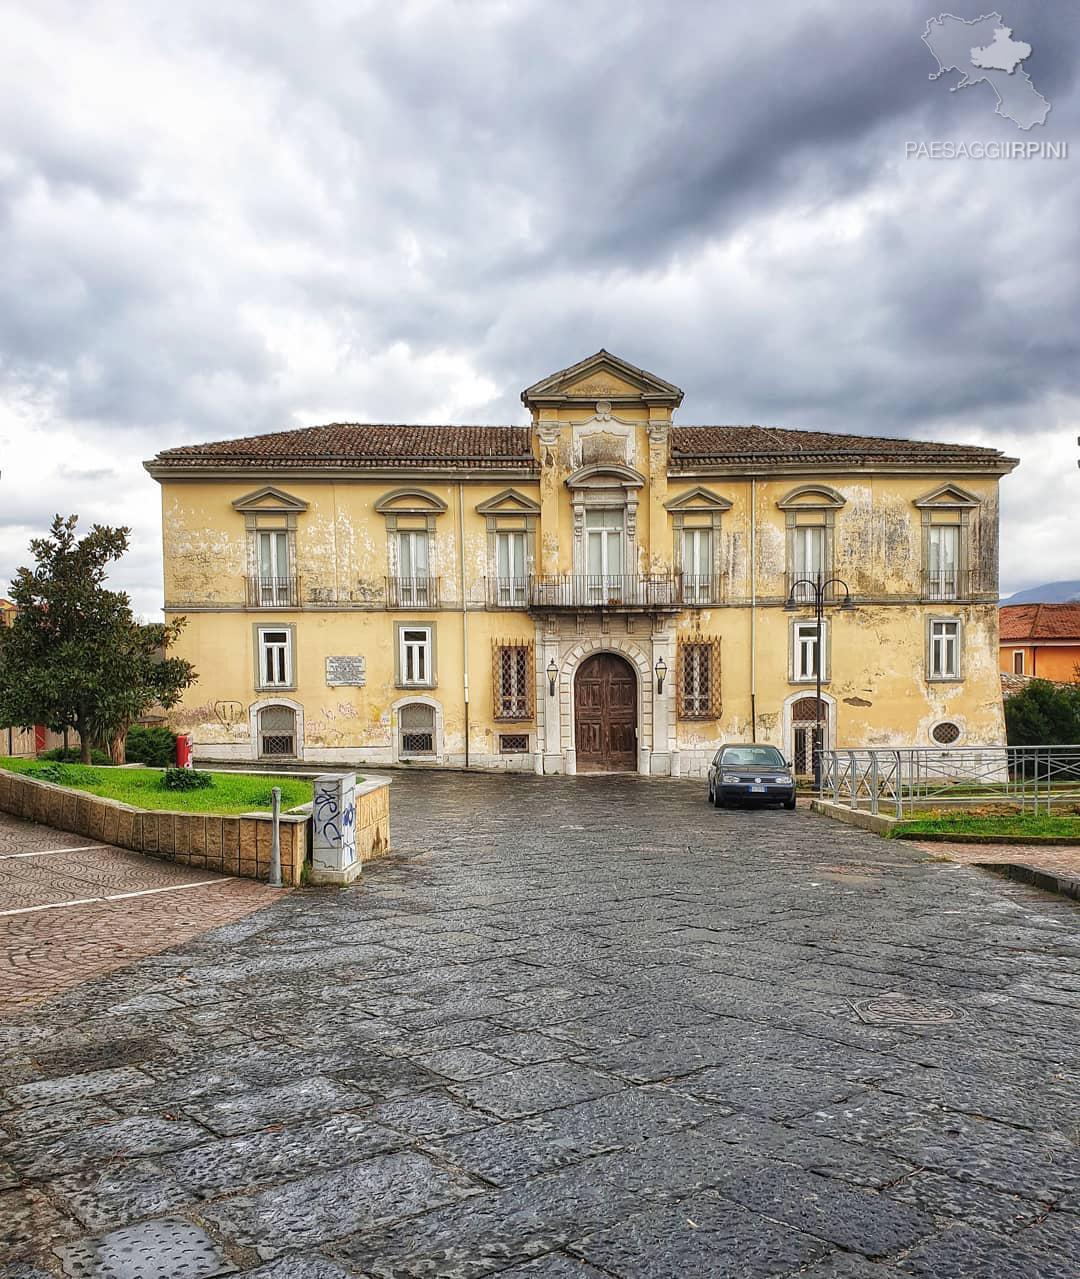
[914,484,980,601]
[564,463,646,576]
[665,487,731,601]
[249,696,304,760]
[926,613,964,682]
[930,718,964,746]
[374,487,448,581]
[790,617,830,683]
[777,485,845,597]
[394,621,437,689]
[232,486,309,598]
[391,694,444,762]
[252,622,296,692]
[476,489,541,601]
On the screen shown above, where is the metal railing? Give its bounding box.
[922,568,973,601]
[818,746,1080,816]
[246,575,301,608]
[385,576,441,609]
[485,576,531,609]
[679,574,723,606]
[531,573,680,608]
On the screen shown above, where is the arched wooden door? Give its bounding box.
[574,653,637,772]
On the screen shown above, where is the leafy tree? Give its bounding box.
[0,515,197,763]
[1004,677,1080,747]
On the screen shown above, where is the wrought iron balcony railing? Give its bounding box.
[678,574,723,606]
[386,576,441,609]
[486,576,531,609]
[922,568,973,601]
[245,575,301,608]
[531,574,680,609]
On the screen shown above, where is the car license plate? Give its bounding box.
[749,784,766,793]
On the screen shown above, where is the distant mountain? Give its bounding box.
[1003,580,1080,605]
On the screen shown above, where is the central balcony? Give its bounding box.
[531,573,681,610]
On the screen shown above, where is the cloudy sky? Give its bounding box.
[1,0,1076,614]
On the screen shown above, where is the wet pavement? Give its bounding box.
[1,770,1078,1277]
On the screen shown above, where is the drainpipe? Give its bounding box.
[458,481,470,768]
[750,475,757,742]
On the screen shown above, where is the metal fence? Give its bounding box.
[818,746,1080,816]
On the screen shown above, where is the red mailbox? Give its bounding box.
[175,732,194,769]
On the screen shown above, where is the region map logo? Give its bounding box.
[922,11,1050,130]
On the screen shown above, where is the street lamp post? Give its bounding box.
[784,573,855,790]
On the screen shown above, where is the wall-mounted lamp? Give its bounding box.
[654,655,668,695]
[547,658,558,697]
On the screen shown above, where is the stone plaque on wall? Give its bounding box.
[326,656,366,687]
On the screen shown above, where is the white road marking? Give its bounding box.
[0,845,105,860]
[0,878,234,917]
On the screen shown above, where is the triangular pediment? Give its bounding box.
[914,483,981,508]
[475,488,542,516]
[231,485,309,513]
[522,350,683,408]
[665,486,733,513]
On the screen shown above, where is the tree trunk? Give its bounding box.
[110,727,127,766]
[79,732,92,765]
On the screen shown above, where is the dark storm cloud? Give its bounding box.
[0,0,1078,609]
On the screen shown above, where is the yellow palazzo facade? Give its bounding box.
[145,351,1018,776]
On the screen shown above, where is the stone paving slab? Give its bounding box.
[2,771,1080,1277]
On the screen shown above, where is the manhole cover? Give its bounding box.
[851,993,963,1026]
[55,1219,236,1279]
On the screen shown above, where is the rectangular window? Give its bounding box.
[927,525,960,599]
[254,530,293,606]
[493,642,533,720]
[259,628,291,686]
[681,527,713,603]
[396,531,432,606]
[496,530,528,606]
[793,620,826,681]
[399,625,433,686]
[677,640,721,720]
[930,620,961,679]
[791,525,825,600]
[1013,650,1025,675]
[499,733,529,754]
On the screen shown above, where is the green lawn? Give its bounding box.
[890,811,1080,841]
[0,758,313,815]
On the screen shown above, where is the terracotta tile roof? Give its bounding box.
[148,425,538,471]
[1000,671,1074,696]
[669,426,1013,469]
[999,602,1080,642]
[146,420,1014,474]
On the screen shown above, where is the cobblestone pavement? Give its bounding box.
[1,771,1078,1278]
[912,838,1080,881]
[0,812,287,1017]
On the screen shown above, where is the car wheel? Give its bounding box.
[784,795,796,810]
[714,790,726,809]
[707,783,714,804]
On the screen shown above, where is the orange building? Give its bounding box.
[999,603,1080,682]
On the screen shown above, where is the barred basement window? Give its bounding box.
[399,702,435,756]
[677,639,721,720]
[932,721,961,745]
[493,641,534,721]
[499,733,529,753]
[259,705,296,757]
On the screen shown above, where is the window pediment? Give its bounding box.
[565,463,646,491]
[914,483,981,509]
[231,485,309,514]
[374,487,448,515]
[665,486,733,514]
[475,488,541,516]
[776,484,846,511]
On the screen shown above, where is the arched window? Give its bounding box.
[259,705,296,757]
[399,703,436,757]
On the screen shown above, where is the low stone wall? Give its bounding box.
[0,768,308,886]
[809,799,898,836]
